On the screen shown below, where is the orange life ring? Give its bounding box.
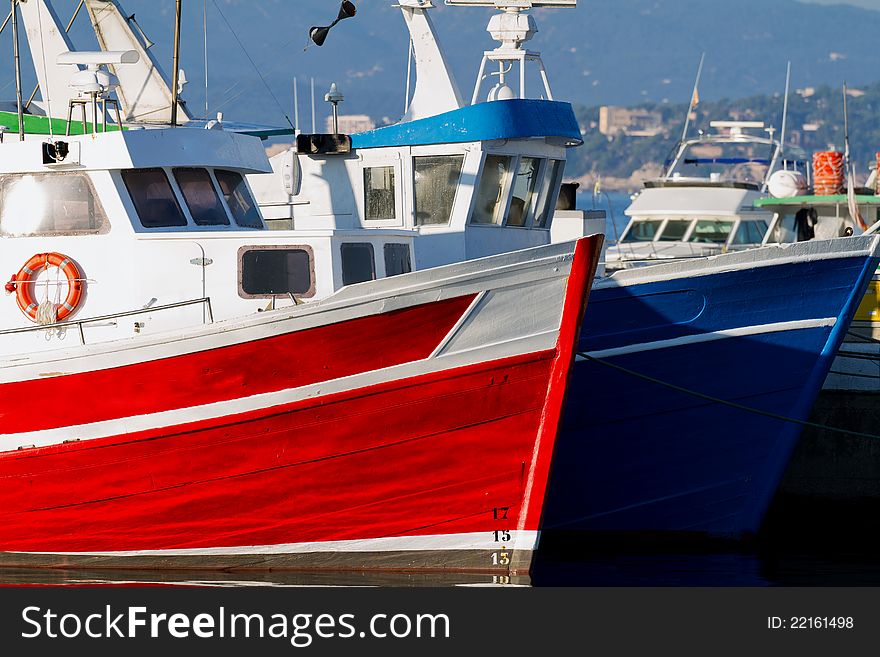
[12,253,84,322]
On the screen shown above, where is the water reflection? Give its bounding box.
[0,568,529,588]
[4,545,880,587]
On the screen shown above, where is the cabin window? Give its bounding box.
[0,173,107,236]
[363,166,397,221]
[534,160,565,228]
[215,170,263,228]
[173,168,229,226]
[508,157,541,227]
[689,219,734,244]
[413,155,464,226]
[121,168,187,228]
[239,246,314,298]
[749,220,769,243]
[472,155,513,225]
[730,221,769,245]
[341,243,376,286]
[657,219,692,242]
[384,243,412,277]
[621,219,662,242]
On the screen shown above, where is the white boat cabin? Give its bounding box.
[0,126,416,356]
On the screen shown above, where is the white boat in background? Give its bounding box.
[606,120,809,270]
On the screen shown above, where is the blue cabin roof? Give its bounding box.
[351,99,583,150]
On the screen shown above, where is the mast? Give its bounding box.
[11,0,25,141]
[843,81,851,166]
[204,0,209,118]
[310,77,315,133]
[170,0,182,126]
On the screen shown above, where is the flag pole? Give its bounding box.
[779,61,791,158]
[680,52,705,145]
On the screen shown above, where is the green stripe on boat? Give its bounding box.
[0,110,125,135]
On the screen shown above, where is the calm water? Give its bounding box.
[4,507,880,587]
[3,546,879,587]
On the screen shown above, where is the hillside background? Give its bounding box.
[1,0,879,188]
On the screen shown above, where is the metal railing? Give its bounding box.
[0,298,214,346]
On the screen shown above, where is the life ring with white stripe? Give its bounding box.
[10,253,85,322]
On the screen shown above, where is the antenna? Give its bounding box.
[325,82,344,134]
[679,52,704,145]
[779,61,791,157]
[310,77,316,133]
[293,77,300,134]
[11,0,24,141]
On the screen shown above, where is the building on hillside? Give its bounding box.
[324,114,376,134]
[598,106,664,137]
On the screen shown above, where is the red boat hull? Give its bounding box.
[0,237,601,573]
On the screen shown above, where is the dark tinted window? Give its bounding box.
[121,168,187,228]
[216,169,263,228]
[341,243,375,286]
[384,243,412,277]
[240,248,313,296]
[174,168,229,226]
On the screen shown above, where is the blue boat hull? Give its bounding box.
[544,249,879,538]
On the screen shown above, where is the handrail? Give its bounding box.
[0,297,214,343]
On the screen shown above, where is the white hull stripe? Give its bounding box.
[16,531,540,557]
[599,236,880,288]
[0,335,557,451]
[578,317,838,360]
[0,246,575,380]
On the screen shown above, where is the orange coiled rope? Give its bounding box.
[813,151,845,196]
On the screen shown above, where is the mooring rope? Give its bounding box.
[578,352,880,440]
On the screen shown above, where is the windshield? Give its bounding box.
[670,140,776,184]
[688,219,734,244]
[621,219,662,243]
